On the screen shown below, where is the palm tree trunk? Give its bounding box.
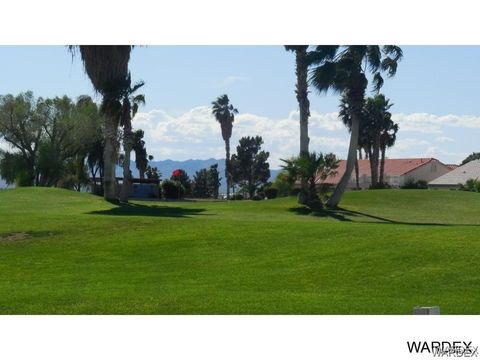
[379,145,386,185]
[120,124,133,202]
[296,48,310,205]
[225,139,230,200]
[355,155,359,189]
[371,136,381,188]
[103,118,118,201]
[327,108,360,208]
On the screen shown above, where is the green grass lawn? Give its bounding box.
[1,187,479,314]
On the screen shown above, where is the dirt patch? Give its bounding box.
[0,232,30,241]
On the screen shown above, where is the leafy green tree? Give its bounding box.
[212,94,238,200]
[70,45,133,200]
[281,152,339,208]
[192,165,221,198]
[0,93,105,191]
[273,170,294,197]
[308,45,402,207]
[285,45,311,204]
[192,168,209,198]
[461,153,480,165]
[145,165,161,180]
[0,150,31,186]
[207,164,221,199]
[0,92,43,186]
[170,169,191,195]
[230,136,270,198]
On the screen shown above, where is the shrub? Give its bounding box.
[370,182,391,189]
[251,194,263,201]
[264,187,278,199]
[232,193,244,200]
[417,180,428,189]
[57,174,77,190]
[459,178,480,192]
[161,179,185,199]
[401,178,428,189]
[273,171,293,197]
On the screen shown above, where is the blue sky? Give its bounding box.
[1,45,479,167]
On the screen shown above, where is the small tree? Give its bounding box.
[461,153,480,165]
[281,152,339,209]
[230,136,270,198]
[207,164,221,199]
[171,169,191,196]
[273,170,295,197]
[192,168,210,198]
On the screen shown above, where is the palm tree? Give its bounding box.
[120,78,145,202]
[364,94,394,187]
[211,94,238,200]
[285,45,311,204]
[308,45,402,207]
[281,152,339,208]
[379,120,399,185]
[132,129,149,179]
[338,95,369,189]
[69,45,133,201]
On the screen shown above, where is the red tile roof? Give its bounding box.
[318,158,438,184]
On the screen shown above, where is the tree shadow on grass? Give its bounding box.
[88,202,209,218]
[289,206,480,227]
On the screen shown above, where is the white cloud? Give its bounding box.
[394,138,430,151]
[131,107,480,168]
[132,107,349,167]
[392,113,480,134]
[435,136,454,143]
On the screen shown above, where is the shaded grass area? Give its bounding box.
[0,187,480,314]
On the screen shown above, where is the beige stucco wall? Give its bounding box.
[399,160,451,186]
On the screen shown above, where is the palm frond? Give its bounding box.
[305,46,339,65]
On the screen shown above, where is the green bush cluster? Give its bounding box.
[161,180,185,199]
[459,178,480,192]
[401,178,428,189]
[264,187,278,199]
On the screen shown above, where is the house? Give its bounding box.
[428,159,480,189]
[318,158,452,189]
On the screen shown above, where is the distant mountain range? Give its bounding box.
[116,158,280,192]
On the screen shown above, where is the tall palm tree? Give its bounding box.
[364,94,394,187]
[120,78,145,202]
[308,45,402,207]
[132,129,149,179]
[285,45,311,204]
[212,94,238,200]
[338,95,369,189]
[69,45,133,201]
[379,121,399,185]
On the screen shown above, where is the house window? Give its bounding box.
[431,162,437,172]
